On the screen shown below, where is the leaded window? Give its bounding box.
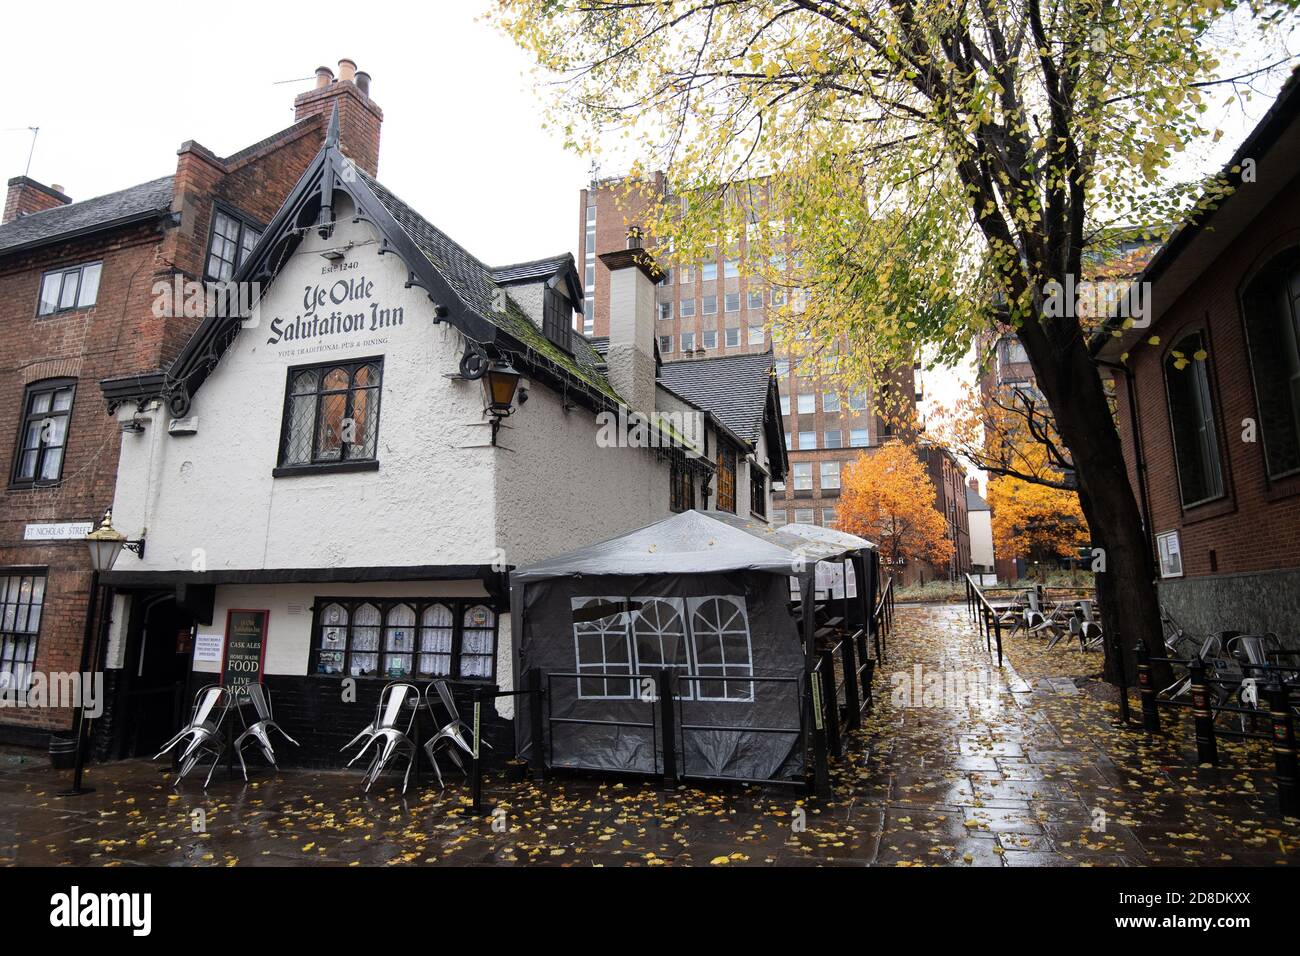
[715,444,737,513]
[670,456,696,512]
[280,359,381,467]
[312,598,497,680]
[0,573,45,693]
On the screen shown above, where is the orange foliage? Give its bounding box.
[985,474,1090,563]
[836,441,955,571]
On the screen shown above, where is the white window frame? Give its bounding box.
[685,595,754,702]
[571,597,636,700]
[1156,530,1184,579]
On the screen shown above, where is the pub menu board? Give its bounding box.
[221,609,269,700]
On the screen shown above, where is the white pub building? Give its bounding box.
[93,111,786,763]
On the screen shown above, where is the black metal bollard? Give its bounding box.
[1188,660,1218,766]
[807,669,831,798]
[526,667,547,781]
[1267,683,1297,819]
[820,649,842,758]
[470,685,484,814]
[1135,643,1161,734]
[840,634,861,730]
[656,669,678,788]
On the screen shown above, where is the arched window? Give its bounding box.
[315,602,348,674]
[631,598,691,700]
[1163,332,1224,506]
[418,603,454,677]
[460,605,497,679]
[349,604,381,677]
[382,604,416,678]
[687,596,754,701]
[1242,248,1300,478]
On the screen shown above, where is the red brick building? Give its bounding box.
[1093,68,1300,641]
[578,174,919,532]
[0,60,382,748]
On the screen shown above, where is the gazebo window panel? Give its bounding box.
[687,596,754,702]
[310,598,499,680]
[629,597,693,700]
[571,597,635,699]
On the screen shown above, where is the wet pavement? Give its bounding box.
[2,604,1297,866]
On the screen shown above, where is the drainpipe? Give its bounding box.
[1096,357,1155,572]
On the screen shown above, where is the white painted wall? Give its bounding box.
[970,508,995,570]
[112,197,497,574]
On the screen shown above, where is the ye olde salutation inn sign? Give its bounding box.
[265,275,405,351]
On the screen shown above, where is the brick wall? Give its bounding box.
[3,177,70,224]
[0,105,357,744]
[1113,166,1300,634]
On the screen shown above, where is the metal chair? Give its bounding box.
[421,680,492,788]
[155,684,232,787]
[232,682,298,781]
[344,682,421,794]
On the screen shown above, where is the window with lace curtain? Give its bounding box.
[311,598,497,680]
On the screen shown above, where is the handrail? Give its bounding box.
[964,573,1004,667]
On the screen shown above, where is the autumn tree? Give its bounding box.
[494,0,1299,684]
[986,474,1091,574]
[837,442,955,575]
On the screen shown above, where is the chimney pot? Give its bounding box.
[50,184,64,195]
[626,226,643,250]
[338,59,357,83]
[314,66,334,88]
[354,71,372,96]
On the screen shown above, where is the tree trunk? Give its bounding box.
[1022,325,1173,690]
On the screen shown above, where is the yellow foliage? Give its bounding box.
[986,475,1090,562]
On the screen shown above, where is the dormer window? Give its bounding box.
[206,207,263,282]
[543,284,573,353]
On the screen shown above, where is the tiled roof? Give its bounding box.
[0,176,174,255]
[966,487,990,511]
[355,170,614,397]
[657,351,775,444]
[490,254,575,285]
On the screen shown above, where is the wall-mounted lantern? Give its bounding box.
[482,358,522,445]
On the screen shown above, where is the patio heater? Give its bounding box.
[58,509,145,797]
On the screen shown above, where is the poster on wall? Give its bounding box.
[221,609,269,699]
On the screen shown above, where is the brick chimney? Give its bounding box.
[3,177,70,224]
[599,227,660,415]
[293,59,383,176]
[968,477,980,492]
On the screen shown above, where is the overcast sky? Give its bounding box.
[3,2,1294,486]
